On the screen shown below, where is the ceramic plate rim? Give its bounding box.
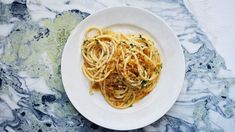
[61,6,185,130]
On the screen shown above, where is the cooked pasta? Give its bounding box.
[81,26,162,109]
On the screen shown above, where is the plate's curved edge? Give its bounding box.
[61,6,186,131]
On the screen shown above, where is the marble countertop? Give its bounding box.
[187,0,235,74]
[0,0,235,131]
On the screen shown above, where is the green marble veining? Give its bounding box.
[1,11,82,91]
[0,0,235,131]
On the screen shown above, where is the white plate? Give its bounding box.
[61,7,185,130]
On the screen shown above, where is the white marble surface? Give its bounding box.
[186,0,235,72]
[1,0,235,131]
[26,0,235,72]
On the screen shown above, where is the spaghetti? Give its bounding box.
[82,27,162,109]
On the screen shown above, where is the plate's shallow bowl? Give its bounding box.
[61,7,185,130]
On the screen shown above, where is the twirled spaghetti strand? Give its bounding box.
[82,27,162,109]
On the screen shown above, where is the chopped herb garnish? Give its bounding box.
[144,42,149,47]
[84,48,87,55]
[141,36,146,40]
[83,40,88,44]
[155,68,159,74]
[141,80,148,87]
[130,43,134,47]
[104,51,107,55]
[147,68,150,73]
[142,80,147,84]
[142,70,145,75]
[120,41,125,45]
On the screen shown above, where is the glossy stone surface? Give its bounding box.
[0,0,234,131]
